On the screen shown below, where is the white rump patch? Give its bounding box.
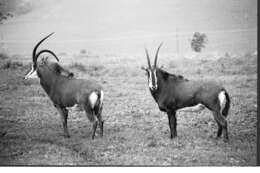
[148,69,157,90]
[24,64,38,79]
[218,91,226,115]
[100,90,104,107]
[89,92,98,109]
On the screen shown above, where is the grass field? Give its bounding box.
[0,50,257,166]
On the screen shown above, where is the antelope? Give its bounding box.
[24,33,104,139]
[142,43,230,142]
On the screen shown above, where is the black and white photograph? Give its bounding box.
[0,0,257,166]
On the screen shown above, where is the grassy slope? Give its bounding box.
[0,51,257,166]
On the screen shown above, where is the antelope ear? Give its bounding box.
[41,56,48,64]
[141,66,147,71]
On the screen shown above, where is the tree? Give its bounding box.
[0,0,33,24]
[191,32,208,52]
[0,12,13,23]
[0,1,13,24]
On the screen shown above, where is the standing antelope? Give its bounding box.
[24,33,104,139]
[142,44,230,142]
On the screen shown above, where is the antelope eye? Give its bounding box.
[39,60,44,65]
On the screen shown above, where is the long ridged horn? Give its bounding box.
[145,48,151,68]
[32,32,55,69]
[35,49,59,62]
[154,42,163,67]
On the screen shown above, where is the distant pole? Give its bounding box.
[176,27,179,55]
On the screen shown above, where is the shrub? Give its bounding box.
[1,60,23,69]
[0,52,9,60]
[191,32,208,52]
[80,49,87,54]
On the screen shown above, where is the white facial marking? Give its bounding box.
[148,69,157,90]
[148,70,153,89]
[153,70,157,89]
[89,92,98,109]
[24,64,38,79]
[218,91,226,115]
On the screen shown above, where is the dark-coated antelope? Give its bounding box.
[24,33,104,139]
[142,44,230,142]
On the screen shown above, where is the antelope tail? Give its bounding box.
[93,90,104,115]
[218,90,230,117]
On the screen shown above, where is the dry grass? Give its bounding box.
[67,62,105,78]
[68,62,87,72]
[1,60,24,70]
[0,52,257,166]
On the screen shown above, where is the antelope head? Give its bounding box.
[141,43,163,91]
[24,33,59,80]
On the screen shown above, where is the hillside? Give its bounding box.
[0,0,257,57]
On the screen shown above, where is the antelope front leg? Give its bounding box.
[92,120,98,139]
[56,106,70,138]
[99,120,104,137]
[167,111,177,139]
[89,111,98,140]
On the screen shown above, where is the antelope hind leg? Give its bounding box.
[96,106,104,137]
[212,111,228,142]
[92,120,98,139]
[84,105,98,139]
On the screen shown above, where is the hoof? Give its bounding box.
[223,138,229,143]
[64,134,70,138]
[170,134,177,139]
[215,135,221,139]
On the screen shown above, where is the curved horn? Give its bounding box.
[32,32,55,68]
[145,48,151,68]
[35,49,59,62]
[154,42,163,67]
